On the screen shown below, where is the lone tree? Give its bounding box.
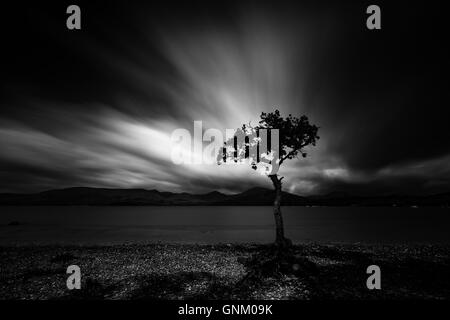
[218,110,319,247]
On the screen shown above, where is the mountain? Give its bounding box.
[0,187,449,206]
[0,186,305,206]
[219,187,308,205]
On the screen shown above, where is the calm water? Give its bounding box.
[1,206,449,245]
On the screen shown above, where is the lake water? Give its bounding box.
[1,206,449,245]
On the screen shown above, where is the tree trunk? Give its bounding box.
[269,174,290,247]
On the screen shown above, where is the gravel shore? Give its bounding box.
[1,243,450,300]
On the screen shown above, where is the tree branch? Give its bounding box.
[278,142,309,166]
[279,150,296,166]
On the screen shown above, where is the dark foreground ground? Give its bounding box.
[1,243,450,300]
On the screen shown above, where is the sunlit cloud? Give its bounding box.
[1,3,448,196]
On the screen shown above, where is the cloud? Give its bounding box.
[1,1,449,195]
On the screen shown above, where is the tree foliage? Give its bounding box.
[258,110,319,167]
[218,110,319,174]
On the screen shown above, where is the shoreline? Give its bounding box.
[1,242,450,300]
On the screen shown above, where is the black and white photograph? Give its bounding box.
[0,0,449,312]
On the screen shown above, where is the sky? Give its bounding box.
[1,0,449,195]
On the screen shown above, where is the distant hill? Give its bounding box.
[0,187,449,206]
[0,187,298,206]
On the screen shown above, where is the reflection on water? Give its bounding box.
[1,206,449,245]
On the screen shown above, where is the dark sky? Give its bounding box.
[1,0,449,195]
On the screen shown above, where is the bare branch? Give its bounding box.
[279,150,297,166]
